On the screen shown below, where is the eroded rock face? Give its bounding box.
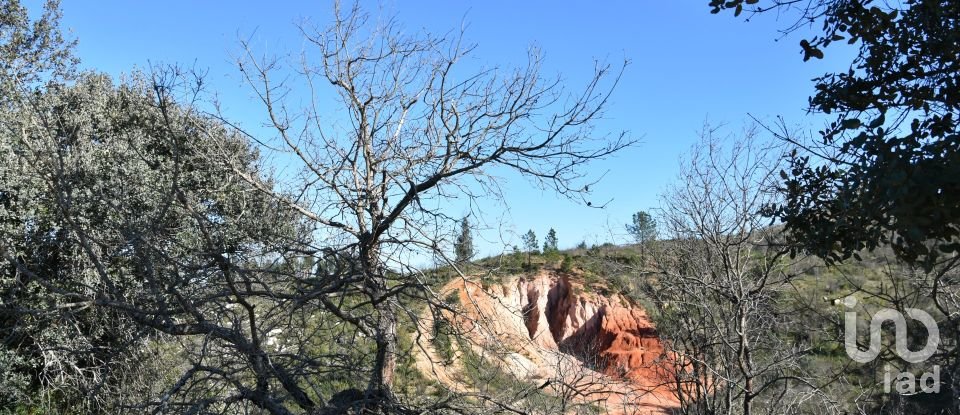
[435,270,679,413]
[595,307,672,383]
[515,272,674,386]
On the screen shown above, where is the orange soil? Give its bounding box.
[412,271,680,414]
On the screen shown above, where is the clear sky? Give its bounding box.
[47,1,856,258]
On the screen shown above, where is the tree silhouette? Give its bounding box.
[454,216,475,263]
[711,0,960,270]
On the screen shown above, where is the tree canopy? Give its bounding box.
[1,65,310,410]
[626,210,657,244]
[522,230,538,254]
[713,0,959,270]
[543,228,559,253]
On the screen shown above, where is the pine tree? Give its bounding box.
[521,230,538,268]
[626,211,657,243]
[522,230,538,253]
[543,228,558,253]
[454,216,474,263]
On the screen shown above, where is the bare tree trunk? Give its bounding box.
[370,291,397,397]
[361,239,397,399]
[739,305,753,415]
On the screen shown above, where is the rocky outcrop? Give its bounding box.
[417,270,679,414]
[517,273,674,389]
[594,307,673,385]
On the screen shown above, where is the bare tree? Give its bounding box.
[644,123,838,415]
[233,0,632,407]
[543,351,620,415]
[3,0,630,412]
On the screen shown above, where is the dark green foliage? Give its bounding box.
[713,0,960,270]
[560,254,574,273]
[454,216,474,263]
[432,317,456,365]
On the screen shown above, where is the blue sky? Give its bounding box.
[49,1,855,257]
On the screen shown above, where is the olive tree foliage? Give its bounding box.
[645,124,839,415]
[0,0,94,409]
[1,2,351,413]
[0,0,75,100]
[233,1,632,404]
[1,63,337,415]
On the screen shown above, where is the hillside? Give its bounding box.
[413,269,678,414]
[392,240,950,414]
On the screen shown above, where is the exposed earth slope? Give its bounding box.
[413,270,679,414]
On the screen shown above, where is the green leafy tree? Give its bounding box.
[521,230,539,269]
[0,1,98,409]
[625,210,657,244]
[1,9,319,409]
[2,68,317,414]
[711,0,960,270]
[543,228,559,253]
[712,2,960,411]
[560,254,574,273]
[454,216,475,263]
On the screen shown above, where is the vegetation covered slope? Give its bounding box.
[446,238,954,414]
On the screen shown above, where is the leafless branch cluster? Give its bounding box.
[644,123,841,415]
[228,1,633,409]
